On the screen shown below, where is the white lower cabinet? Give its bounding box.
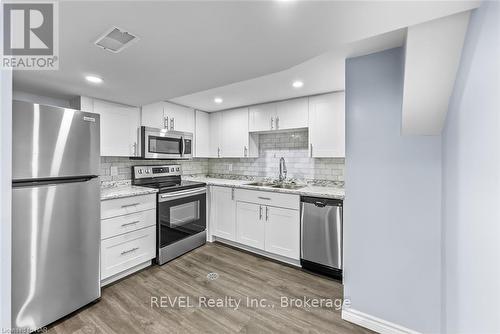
[211,186,236,240]
[101,226,156,280]
[264,206,300,259]
[100,195,156,285]
[210,186,300,263]
[236,202,265,249]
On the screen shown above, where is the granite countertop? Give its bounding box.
[183,176,345,200]
[100,180,158,201]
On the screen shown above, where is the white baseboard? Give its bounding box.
[101,260,152,287]
[342,308,421,334]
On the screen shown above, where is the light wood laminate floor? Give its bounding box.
[48,242,373,334]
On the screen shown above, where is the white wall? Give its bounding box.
[12,90,70,108]
[343,47,442,333]
[442,2,500,333]
[0,69,12,329]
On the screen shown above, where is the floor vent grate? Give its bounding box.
[206,272,219,281]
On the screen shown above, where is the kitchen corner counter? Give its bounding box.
[100,181,158,201]
[183,176,345,200]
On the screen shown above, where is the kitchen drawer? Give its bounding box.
[234,189,299,210]
[101,209,156,240]
[101,226,156,280]
[101,194,156,219]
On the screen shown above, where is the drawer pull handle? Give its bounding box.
[258,197,271,200]
[121,203,139,208]
[121,221,140,227]
[121,247,139,255]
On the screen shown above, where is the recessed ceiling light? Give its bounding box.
[292,80,303,88]
[85,75,103,84]
[214,97,223,104]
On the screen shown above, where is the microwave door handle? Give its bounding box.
[180,136,185,156]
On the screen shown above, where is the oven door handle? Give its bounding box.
[159,187,206,202]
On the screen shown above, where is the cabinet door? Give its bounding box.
[209,112,222,158]
[276,97,308,130]
[221,107,249,158]
[308,92,345,157]
[141,101,166,129]
[265,206,300,259]
[236,202,265,250]
[195,110,210,157]
[163,101,194,133]
[211,186,236,240]
[93,99,140,157]
[249,103,276,132]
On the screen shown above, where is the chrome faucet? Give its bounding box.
[278,157,287,182]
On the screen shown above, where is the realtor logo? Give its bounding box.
[2,2,59,69]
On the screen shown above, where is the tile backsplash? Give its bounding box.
[100,157,209,182]
[208,130,344,182]
[100,129,344,182]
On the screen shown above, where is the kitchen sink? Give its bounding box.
[246,181,306,190]
[246,181,277,187]
[271,184,306,190]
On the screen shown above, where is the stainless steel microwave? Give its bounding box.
[139,126,193,159]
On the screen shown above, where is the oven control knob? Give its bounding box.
[138,169,142,174]
[145,169,150,174]
[171,168,174,172]
[176,167,180,171]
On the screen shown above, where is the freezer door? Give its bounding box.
[301,198,343,270]
[12,100,100,180]
[12,177,100,330]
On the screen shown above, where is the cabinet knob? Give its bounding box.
[271,117,274,130]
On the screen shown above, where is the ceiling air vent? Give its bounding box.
[95,27,138,53]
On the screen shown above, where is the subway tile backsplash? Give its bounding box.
[100,129,344,182]
[208,130,345,182]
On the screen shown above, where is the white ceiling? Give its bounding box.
[402,11,471,135]
[171,29,407,111]
[13,1,480,107]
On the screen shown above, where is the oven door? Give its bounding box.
[158,187,206,248]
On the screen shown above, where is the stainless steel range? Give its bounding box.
[132,165,206,264]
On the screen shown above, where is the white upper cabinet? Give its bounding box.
[249,97,308,132]
[308,92,345,158]
[194,110,210,158]
[276,97,308,130]
[209,109,258,158]
[79,98,140,157]
[209,112,222,158]
[141,101,165,129]
[221,107,251,158]
[249,103,276,132]
[163,102,194,133]
[141,101,194,133]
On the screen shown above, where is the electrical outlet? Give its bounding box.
[228,163,233,172]
[110,166,118,176]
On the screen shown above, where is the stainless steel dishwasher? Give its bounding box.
[301,196,343,280]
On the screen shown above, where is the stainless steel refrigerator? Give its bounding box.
[11,100,101,331]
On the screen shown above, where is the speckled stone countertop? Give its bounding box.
[183,176,345,200]
[100,180,158,201]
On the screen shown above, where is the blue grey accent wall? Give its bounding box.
[442,2,500,333]
[343,47,442,333]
